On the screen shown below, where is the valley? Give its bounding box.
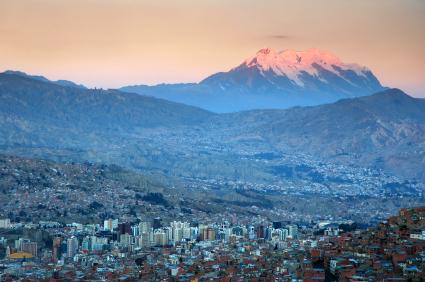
[0,72,424,225]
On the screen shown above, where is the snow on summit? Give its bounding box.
[124,47,385,112]
[239,48,369,86]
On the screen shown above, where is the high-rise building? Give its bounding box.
[170,221,189,243]
[139,221,152,234]
[153,217,162,229]
[52,237,61,262]
[120,233,132,247]
[67,236,79,258]
[139,232,151,248]
[190,227,199,240]
[271,229,284,242]
[82,236,91,252]
[173,227,183,243]
[103,219,118,231]
[183,226,191,240]
[15,238,30,251]
[281,228,289,241]
[131,225,140,237]
[0,218,11,229]
[90,236,108,252]
[256,225,265,239]
[118,222,132,235]
[216,230,227,241]
[91,236,108,252]
[104,219,112,231]
[203,227,216,241]
[0,237,7,246]
[248,225,255,240]
[232,226,244,237]
[154,230,168,246]
[324,227,339,236]
[21,242,37,257]
[199,224,208,240]
[288,225,298,239]
[265,226,273,240]
[164,227,172,243]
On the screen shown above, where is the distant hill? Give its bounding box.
[0,72,424,183]
[121,48,385,112]
[0,72,214,174]
[0,73,211,134]
[2,70,88,89]
[218,89,425,181]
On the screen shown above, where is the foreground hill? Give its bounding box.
[0,154,265,223]
[0,154,167,223]
[121,48,385,112]
[1,154,423,225]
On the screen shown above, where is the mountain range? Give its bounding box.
[121,48,385,112]
[215,89,425,181]
[0,71,424,184]
[2,70,88,89]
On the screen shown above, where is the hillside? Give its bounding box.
[0,73,424,184]
[0,72,212,131]
[0,154,269,224]
[0,72,213,149]
[216,89,425,181]
[1,154,423,225]
[0,154,168,223]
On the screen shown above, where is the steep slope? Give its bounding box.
[202,48,383,97]
[0,154,168,223]
[1,154,258,224]
[0,72,215,165]
[121,48,385,112]
[1,153,423,225]
[0,73,212,133]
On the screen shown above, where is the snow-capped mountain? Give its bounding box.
[201,48,383,97]
[121,48,386,112]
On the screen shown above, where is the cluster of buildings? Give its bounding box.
[0,207,424,281]
[311,207,425,281]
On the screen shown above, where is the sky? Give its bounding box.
[0,0,424,97]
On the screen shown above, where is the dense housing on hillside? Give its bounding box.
[0,207,424,281]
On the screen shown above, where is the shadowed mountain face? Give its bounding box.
[0,72,214,158]
[217,89,425,181]
[0,73,212,132]
[0,72,424,184]
[121,48,385,112]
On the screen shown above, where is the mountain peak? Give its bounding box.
[196,46,385,110]
[240,48,369,85]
